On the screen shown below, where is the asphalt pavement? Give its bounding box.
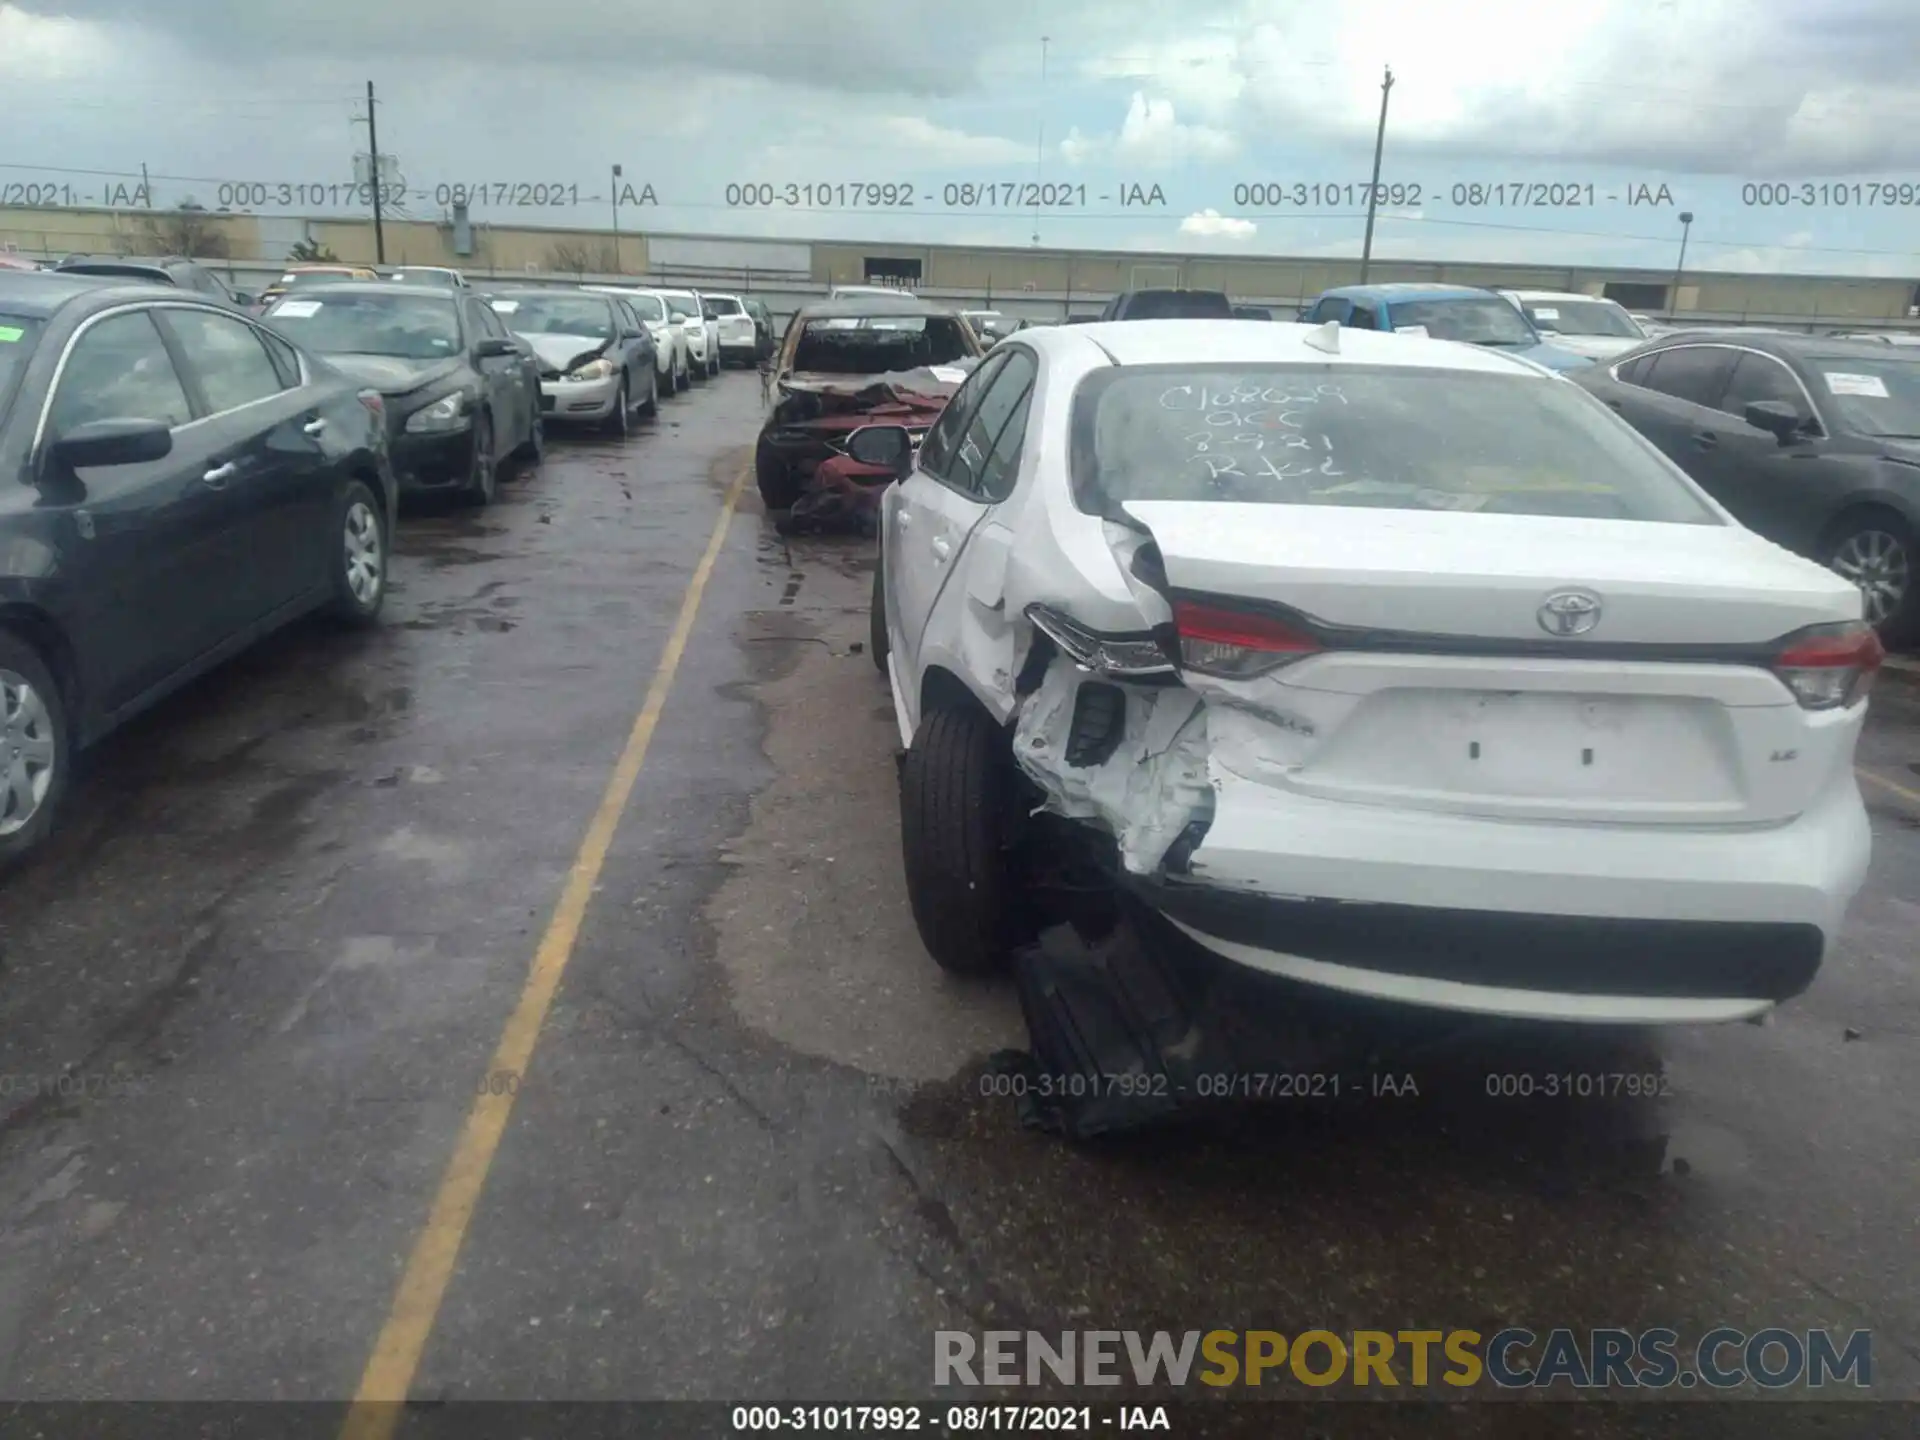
[0,371,1916,1434]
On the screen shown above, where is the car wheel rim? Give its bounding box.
[0,668,56,838]
[344,500,383,606]
[1830,529,1909,624]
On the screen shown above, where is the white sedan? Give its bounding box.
[584,285,690,393]
[654,288,719,378]
[858,319,1878,1025]
[1499,289,1650,360]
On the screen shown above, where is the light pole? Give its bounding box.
[610,163,623,274]
[1670,210,1694,320]
[1357,65,1394,284]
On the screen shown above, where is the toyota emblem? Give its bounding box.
[1538,589,1603,637]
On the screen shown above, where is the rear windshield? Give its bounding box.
[1808,355,1920,439]
[60,263,174,284]
[1071,364,1720,524]
[277,271,362,290]
[793,316,974,373]
[0,313,42,426]
[706,296,744,316]
[1121,291,1233,320]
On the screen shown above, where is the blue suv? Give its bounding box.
[1300,283,1593,373]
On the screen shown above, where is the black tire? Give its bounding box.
[899,704,1016,976]
[327,479,389,627]
[756,443,801,510]
[869,552,889,674]
[513,413,545,465]
[708,350,721,377]
[674,355,691,393]
[460,411,497,507]
[603,377,631,437]
[1824,510,1918,642]
[0,628,71,870]
[639,366,660,418]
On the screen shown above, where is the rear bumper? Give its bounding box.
[1151,768,1870,1023]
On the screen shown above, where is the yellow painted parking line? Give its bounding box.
[1857,765,1920,809]
[339,462,749,1440]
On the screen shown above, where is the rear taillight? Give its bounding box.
[1772,621,1883,710]
[1172,600,1321,679]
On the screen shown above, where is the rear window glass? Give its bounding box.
[793,316,973,373]
[0,313,42,425]
[705,296,744,315]
[1122,291,1233,320]
[1071,364,1720,524]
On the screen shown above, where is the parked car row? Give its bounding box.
[848,316,1880,1035]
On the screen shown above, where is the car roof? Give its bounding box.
[796,294,958,320]
[1644,331,1912,363]
[0,268,192,317]
[58,254,189,270]
[1018,318,1548,376]
[267,282,459,302]
[1504,289,1611,303]
[490,286,611,299]
[1320,282,1495,303]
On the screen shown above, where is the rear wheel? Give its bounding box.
[674,354,691,393]
[899,703,1016,976]
[513,414,545,465]
[1825,510,1916,640]
[0,631,69,870]
[639,367,659,418]
[327,481,388,627]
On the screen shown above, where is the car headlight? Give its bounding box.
[404,392,470,433]
[565,357,616,382]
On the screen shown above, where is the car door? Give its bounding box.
[156,304,328,625]
[467,298,530,445]
[886,353,1008,691]
[1696,349,1834,547]
[37,307,231,710]
[611,298,650,383]
[1608,344,1739,477]
[892,350,1040,712]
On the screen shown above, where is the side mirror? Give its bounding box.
[1745,399,1804,443]
[48,418,173,471]
[232,291,256,308]
[847,424,915,478]
[475,337,519,359]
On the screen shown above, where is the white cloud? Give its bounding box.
[875,116,1034,167]
[1179,209,1256,239]
[1058,92,1238,170]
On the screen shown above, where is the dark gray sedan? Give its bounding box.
[1573,332,1920,639]
[0,269,397,865]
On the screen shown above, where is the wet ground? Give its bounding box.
[0,367,1916,1432]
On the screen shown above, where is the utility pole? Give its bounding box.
[366,80,386,265]
[1357,65,1393,284]
[610,163,623,273]
[1033,35,1050,247]
[140,162,152,208]
[1671,211,1695,320]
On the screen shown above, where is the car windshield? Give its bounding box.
[706,296,744,316]
[1072,363,1719,523]
[793,315,974,372]
[1389,297,1539,346]
[266,291,462,360]
[1808,355,1920,438]
[1521,299,1643,339]
[0,313,42,424]
[661,294,698,319]
[491,294,613,339]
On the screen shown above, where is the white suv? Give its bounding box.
[703,292,759,367]
[654,288,719,378]
[1498,290,1650,361]
[859,319,1876,1024]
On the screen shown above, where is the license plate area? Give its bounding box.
[1304,688,1740,807]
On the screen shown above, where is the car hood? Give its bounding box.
[320,354,465,394]
[521,333,608,373]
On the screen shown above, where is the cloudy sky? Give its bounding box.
[4,0,1920,275]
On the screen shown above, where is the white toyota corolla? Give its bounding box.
[856,319,1879,1025]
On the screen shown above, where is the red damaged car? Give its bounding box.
[755,295,986,526]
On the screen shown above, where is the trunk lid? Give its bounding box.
[1120,502,1866,827]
